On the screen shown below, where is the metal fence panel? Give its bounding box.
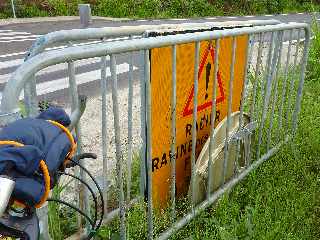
[0,22,310,240]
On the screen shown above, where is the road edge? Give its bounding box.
[0,16,131,26]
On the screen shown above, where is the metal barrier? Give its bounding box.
[19,19,281,238]
[0,22,310,239]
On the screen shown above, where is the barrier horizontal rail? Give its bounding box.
[2,23,308,112]
[0,21,310,239]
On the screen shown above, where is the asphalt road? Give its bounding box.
[0,13,318,104]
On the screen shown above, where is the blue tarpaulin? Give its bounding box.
[0,107,74,207]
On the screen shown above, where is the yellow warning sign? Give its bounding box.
[150,35,249,206]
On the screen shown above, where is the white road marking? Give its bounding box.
[0,63,137,100]
[264,14,274,17]
[244,15,255,18]
[0,31,33,36]
[0,38,38,43]
[170,18,187,21]
[0,56,111,84]
[226,16,238,19]
[297,13,304,15]
[37,63,135,96]
[0,30,12,32]
[0,51,27,58]
[0,58,23,69]
[0,35,40,40]
[281,13,288,16]
[205,17,217,20]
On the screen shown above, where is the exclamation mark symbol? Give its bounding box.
[205,62,211,100]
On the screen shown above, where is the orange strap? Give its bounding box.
[46,120,77,165]
[0,141,50,209]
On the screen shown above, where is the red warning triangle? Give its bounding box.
[182,45,225,117]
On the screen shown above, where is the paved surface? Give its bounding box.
[0,13,318,104]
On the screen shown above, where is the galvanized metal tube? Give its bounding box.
[207,39,220,200]
[110,54,126,239]
[170,45,177,220]
[286,29,301,130]
[2,24,310,118]
[27,20,281,59]
[256,31,280,159]
[67,60,80,230]
[249,32,263,165]
[127,37,134,202]
[292,28,310,135]
[277,29,293,141]
[68,56,91,232]
[222,37,236,183]
[236,34,251,169]
[100,54,109,216]
[255,32,275,159]
[191,42,200,208]
[139,50,146,198]
[145,49,153,240]
[267,31,284,151]
[262,32,275,101]
[23,80,38,117]
[250,32,263,121]
[247,35,256,67]
[157,136,290,240]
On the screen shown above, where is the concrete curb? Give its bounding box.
[0,16,131,26]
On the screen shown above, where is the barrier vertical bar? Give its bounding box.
[140,50,147,198]
[127,39,134,202]
[110,54,126,239]
[250,32,263,121]
[247,35,256,67]
[292,28,310,135]
[222,37,236,183]
[170,45,177,220]
[207,39,220,199]
[100,54,109,216]
[236,34,251,169]
[277,29,293,141]
[23,81,38,117]
[261,32,274,102]
[286,29,301,130]
[257,31,281,159]
[267,31,284,151]
[255,32,275,158]
[191,42,200,208]
[145,49,153,240]
[68,55,90,231]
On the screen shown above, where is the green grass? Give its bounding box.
[1,0,320,19]
[172,79,320,239]
[95,79,320,239]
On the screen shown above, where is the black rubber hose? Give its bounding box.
[46,198,95,230]
[58,171,98,227]
[69,159,104,236]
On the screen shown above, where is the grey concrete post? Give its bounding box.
[78,4,92,28]
[10,0,16,18]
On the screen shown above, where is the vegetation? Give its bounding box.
[1,0,320,19]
